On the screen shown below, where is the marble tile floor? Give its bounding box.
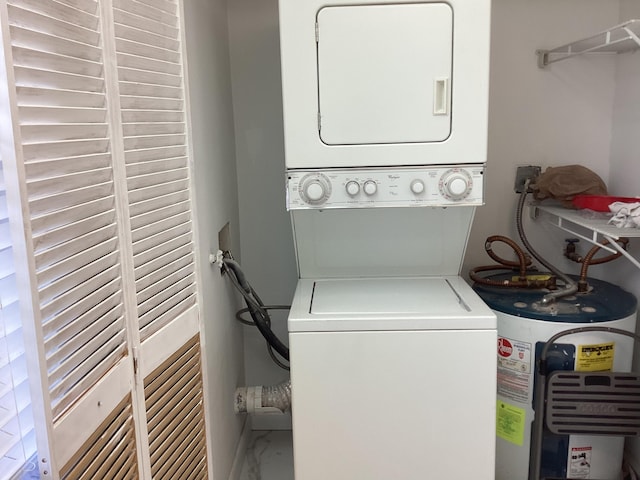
[239,430,295,480]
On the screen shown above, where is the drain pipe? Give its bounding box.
[235,380,292,415]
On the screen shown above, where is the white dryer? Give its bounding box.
[279,0,491,171]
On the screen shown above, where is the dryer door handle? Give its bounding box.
[433,77,449,116]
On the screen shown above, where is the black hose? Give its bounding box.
[267,344,290,371]
[222,258,252,293]
[222,258,290,361]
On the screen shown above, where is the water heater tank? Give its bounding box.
[473,274,637,480]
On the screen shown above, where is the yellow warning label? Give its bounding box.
[576,342,615,372]
[511,274,552,282]
[496,400,526,446]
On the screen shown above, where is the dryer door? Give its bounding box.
[317,3,453,146]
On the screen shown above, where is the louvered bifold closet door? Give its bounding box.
[0,1,138,477]
[112,0,197,341]
[110,1,208,476]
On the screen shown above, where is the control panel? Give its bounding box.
[286,166,484,210]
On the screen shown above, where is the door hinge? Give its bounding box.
[315,22,319,43]
[133,347,139,376]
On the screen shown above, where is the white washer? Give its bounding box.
[288,276,497,479]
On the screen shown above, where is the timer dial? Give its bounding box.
[439,169,473,200]
[298,173,332,205]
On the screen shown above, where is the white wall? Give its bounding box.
[464,0,620,278]
[227,0,297,430]
[183,1,247,478]
[607,0,640,471]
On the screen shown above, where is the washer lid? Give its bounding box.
[312,277,462,315]
[288,277,496,332]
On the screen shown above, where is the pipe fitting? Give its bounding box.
[235,380,291,415]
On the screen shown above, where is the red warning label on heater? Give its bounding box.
[497,337,532,403]
[569,446,592,478]
[498,338,513,357]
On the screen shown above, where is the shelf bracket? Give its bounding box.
[537,50,550,69]
[603,235,640,270]
[624,25,640,48]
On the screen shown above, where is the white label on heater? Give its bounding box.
[496,337,532,403]
[569,446,592,479]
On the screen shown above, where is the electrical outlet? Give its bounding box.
[514,166,541,193]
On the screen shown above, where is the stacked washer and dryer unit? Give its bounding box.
[278,1,495,479]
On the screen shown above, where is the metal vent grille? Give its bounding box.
[145,335,208,479]
[546,371,640,436]
[60,395,138,479]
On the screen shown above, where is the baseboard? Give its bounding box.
[228,417,252,480]
[626,438,640,477]
[251,413,292,431]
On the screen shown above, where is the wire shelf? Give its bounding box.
[537,19,640,68]
[533,205,640,270]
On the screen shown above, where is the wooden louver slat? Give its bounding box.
[129,198,189,230]
[113,15,178,49]
[14,0,99,29]
[145,335,208,480]
[10,26,102,62]
[124,144,185,163]
[128,0,176,16]
[19,106,107,125]
[14,67,104,93]
[25,154,112,180]
[7,5,100,46]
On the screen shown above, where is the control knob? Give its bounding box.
[439,169,473,200]
[363,180,377,196]
[298,173,332,205]
[345,181,360,196]
[410,180,425,195]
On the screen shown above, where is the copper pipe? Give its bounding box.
[578,238,629,291]
[469,265,556,289]
[484,235,531,280]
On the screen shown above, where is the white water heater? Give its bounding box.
[474,275,637,480]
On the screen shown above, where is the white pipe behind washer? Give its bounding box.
[235,380,291,415]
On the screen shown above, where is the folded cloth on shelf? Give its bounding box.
[608,201,640,228]
[531,165,608,208]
